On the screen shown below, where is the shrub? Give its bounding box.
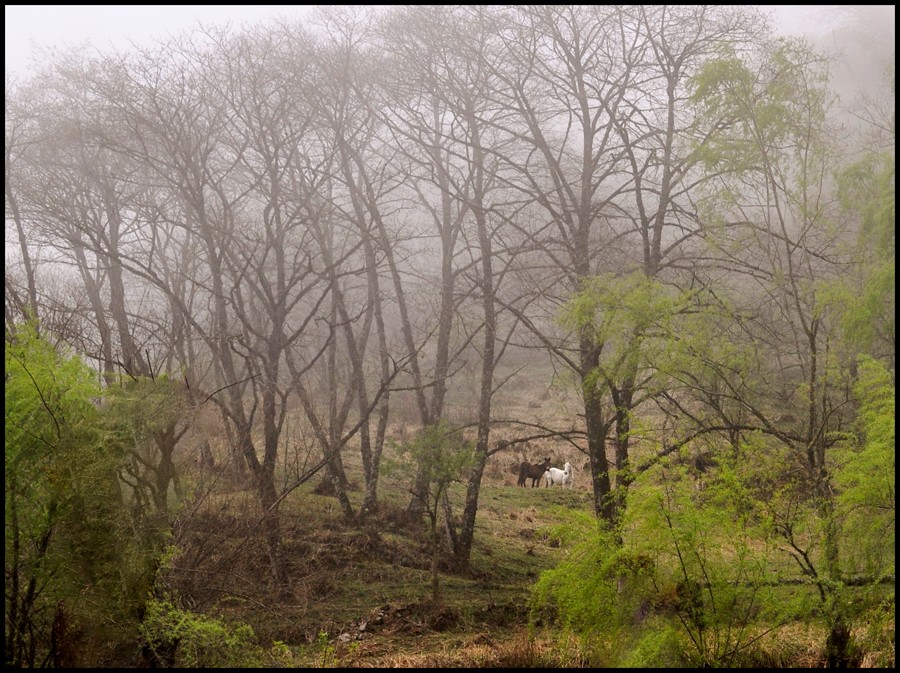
[140,597,265,667]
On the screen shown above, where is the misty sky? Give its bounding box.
[3,5,863,78]
[5,5,316,77]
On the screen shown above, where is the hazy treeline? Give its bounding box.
[5,5,894,666]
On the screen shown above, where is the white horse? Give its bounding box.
[544,461,573,488]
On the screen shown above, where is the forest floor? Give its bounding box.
[166,427,604,667]
[163,389,891,667]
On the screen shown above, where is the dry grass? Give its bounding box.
[334,627,580,668]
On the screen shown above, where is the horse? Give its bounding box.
[518,456,551,487]
[544,461,573,489]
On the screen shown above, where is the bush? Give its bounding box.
[617,622,687,668]
[6,323,157,666]
[140,597,267,667]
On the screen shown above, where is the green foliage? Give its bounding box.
[828,151,895,359]
[5,322,102,467]
[104,375,189,519]
[394,420,477,497]
[316,630,338,668]
[387,420,477,519]
[530,511,619,631]
[310,630,359,668]
[103,375,187,445]
[531,459,810,667]
[839,152,895,260]
[688,39,838,248]
[852,597,896,668]
[140,596,265,667]
[388,420,476,603]
[652,289,757,409]
[617,623,685,668]
[5,323,177,666]
[834,357,895,575]
[636,469,793,666]
[531,509,692,667]
[560,272,685,399]
[689,39,831,171]
[688,51,763,171]
[5,323,135,665]
[561,272,681,347]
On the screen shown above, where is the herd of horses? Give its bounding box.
[516,456,574,489]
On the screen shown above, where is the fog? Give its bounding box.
[6,5,894,83]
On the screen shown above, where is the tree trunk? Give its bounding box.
[581,336,615,524]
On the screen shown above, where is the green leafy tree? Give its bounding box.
[532,462,790,667]
[6,324,118,665]
[391,421,476,607]
[540,38,894,668]
[5,324,172,666]
[831,357,895,666]
[688,38,871,665]
[832,133,895,367]
[560,271,688,528]
[835,357,894,575]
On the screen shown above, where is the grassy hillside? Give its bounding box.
[159,435,596,667]
[148,414,892,668]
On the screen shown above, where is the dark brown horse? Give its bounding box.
[517,456,551,487]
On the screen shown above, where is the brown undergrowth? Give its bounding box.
[155,444,580,666]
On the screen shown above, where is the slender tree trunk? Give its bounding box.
[105,190,148,378]
[6,181,39,320]
[453,109,496,569]
[70,241,116,385]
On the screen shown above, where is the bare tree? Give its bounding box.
[481,5,767,527]
[5,76,41,328]
[376,6,533,567]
